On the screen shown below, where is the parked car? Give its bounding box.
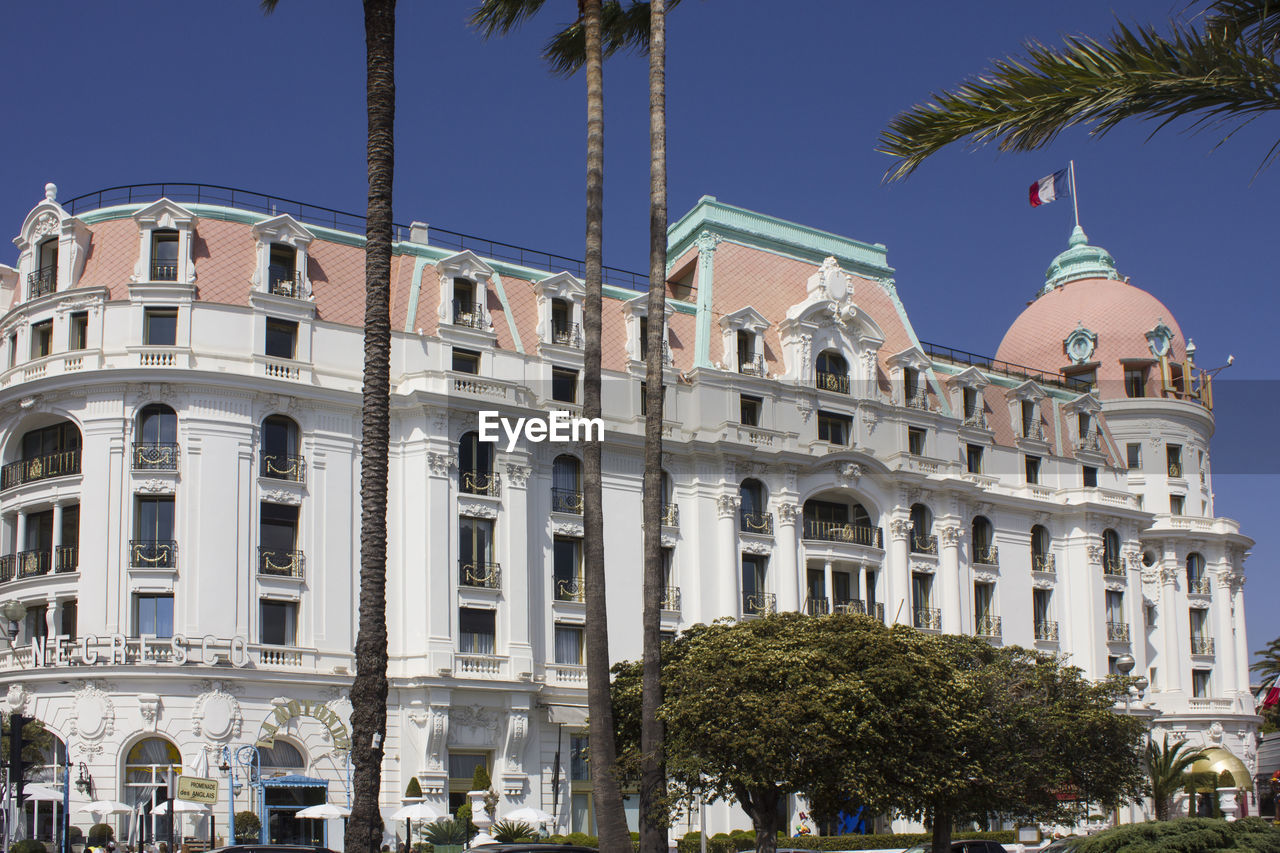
[902,841,1008,853]
[208,846,337,853]
[1036,837,1083,853]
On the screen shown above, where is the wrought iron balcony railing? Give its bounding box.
[973,545,999,566]
[460,469,501,497]
[911,534,937,555]
[1191,636,1216,656]
[660,503,679,527]
[1168,462,1183,478]
[743,591,777,616]
[976,615,1002,638]
[1022,422,1046,441]
[1033,553,1056,573]
[0,556,12,583]
[150,261,178,281]
[740,510,774,535]
[259,548,305,579]
[1076,431,1103,452]
[16,549,51,578]
[556,576,585,602]
[551,487,583,514]
[1188,575,1212,595]
[2,449,81,490]
[1106,621,1131,643]
[802,520,884,548]
[1103,558,1123,576]
[738,354,765,376]
[269,272,304,298]
[131,539,178,569]
[453,300,487,329]
[833,599,873,618]
[815,371,850,394]
[805,597,831,616]
[55,545,78,573]
[27,266,55,300]
[905,391,930,410]
[552,321,582,348]
[1034,620,1059,642]
[460,560,501,589]
[913,607,942,631]
[661,586,682,611]
[134,442,180,471]
[260,452,306,482]
[962,411,988,429]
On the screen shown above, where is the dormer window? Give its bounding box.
[719,306,769,376]
[551,299,578,346]
[1021,401,1036,438]
[622,293,673,365]
[963,388,978,419]
[131,198,197,287]
[815,350,849,394]
[268,244,299,296]
[31,238,57,299]
[251,214,313,300]
[453,279,483,329]
[151,230,179,282]
[737,331,763,376]
[904,368,925,408]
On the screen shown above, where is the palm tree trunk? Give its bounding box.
[581,0,630,849]
[347,2,395,852]
[638,2,667,853]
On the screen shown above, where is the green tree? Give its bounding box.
[260,2,395,850]
[1146,735,1207,821]
[878,1,1280,180]
[1252,636,1280,732]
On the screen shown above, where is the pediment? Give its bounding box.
[16,202,68,252]
[1008,379,1048,401]
[132,198,197,230]
[534,271,585,301]
[719,305,769,333]
[1062,392,1103,414]
[436,249,495,283]
[885,345,931,372]
[622,293,674,319]
[944,366,990,389]
[251,214,314,247]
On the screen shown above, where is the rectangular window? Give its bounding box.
[962,387,979,419]
[1124,367,1147,398]
[30,320,52,359]
[740,395,762,427]
[264,318,298,360]
[1167,444,1183,477]
[570,733,590,781]
[639,316,649,360]
[1191,669,1211,698]
[1025,455,1041,485]
[1033,588,1051,626]
[70,312,88,351]
[448,752,489,782]
[1189,608,1207,640]
[966,444,983,474]
[741,554,768,613]
[260,502,299,552]
[459,607,496,655]
[974,582,994,622]
[460,516,494,567]
[903,367,919,400]
[452,348,480,374]
[1170,494,1185,515]
[1106,590,1125,623]
[736,330,754,369]
[907,426,926,456]
[136,496,175,541]
[260,599,297,646]
[552,367,578,403]
[1082,465,1098,488]
[1126,443,1141,470]
[817,411,851,445]
[554,624,584,665]
[554,537,583,598]
[151,230,179,281]
[143,307,178,346]
[134,593,174,638]
[1021,400,1036,437]
[7,333,17,369]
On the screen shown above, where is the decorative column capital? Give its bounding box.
[889,518,912,541]
[504,463,531,489]
[695,230,723,257]
[1160,566,1180,586]
[776,502,800,524]
[427,452,452,478]
[938,525,963,547]
[716,494,740,519]
[1086,544,1103,564]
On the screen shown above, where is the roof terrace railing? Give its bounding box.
[61,183,649,292]
[919,340,1091,392]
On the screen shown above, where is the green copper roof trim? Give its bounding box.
[668,195,894,280]
[1040,225,1122,295]
[403,256,431,333]
[490,272,524,354]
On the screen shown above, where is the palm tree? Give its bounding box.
[468,3,631,849]
[259,2,395,851]
[1252,636,1280,688]
[1146,734,1206,820]
[878,0,1280,180]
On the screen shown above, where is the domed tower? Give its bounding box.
[997,227,1256,786]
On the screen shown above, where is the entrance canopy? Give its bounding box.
[1189,747,1252,790]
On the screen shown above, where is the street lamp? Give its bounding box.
[1,599,27,640]
[74,763,93,796]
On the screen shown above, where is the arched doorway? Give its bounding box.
[123,737,182,845]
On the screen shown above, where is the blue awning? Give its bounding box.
[260,774,327,788]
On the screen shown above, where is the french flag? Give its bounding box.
[1030,168,1071,207]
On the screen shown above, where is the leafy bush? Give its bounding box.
[492,819,538,842]
[422,818,469,845]
[1074,818,1280,853]
[234,810,261,843]
[88,824,114,846]
[547,833,600,848]
[471,764,492,791]
[676,830,1016,853]
[11,840,48,853]
[410,844,433,853]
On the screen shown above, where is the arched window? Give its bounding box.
[552,455,583,513]
[135,404,178,470]
[816,350,849,394]
[5,420,82,489]
[258,740,307,778]
[260,415,304,482]
[1031,525,1052,572]
[739,478,772,533]
[909,504,935,554]
[1186,552,1207,593]
[1102,529,1121,573]
[458,431,497,496]
[971,516,996,565]
[125,737,182,841]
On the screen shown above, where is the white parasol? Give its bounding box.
[296,803,351,819]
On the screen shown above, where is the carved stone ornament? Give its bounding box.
[972,567,999,583]
[504,711,529,774]
[138,693,161,730]
[426,705,449,771]
[938,526,963,546]
[261,488,303,506]
[552,519,584,538]
[909,561,936,575]
[449,705,499,747]
[1150,436,1163,448]
[837,462,864,482]
[69,682,116,742]
[1063,323,1098,365]
[796,400,814,422]
[660,531,677,548]
[741,539,773,555]
[1160,566,1181,585]
[192,687,243,741]
[135,478,176,495]
[4,683,31,714]
[407,700,428,727]
[1086,544,1104,564]
[1141,569,1162,585]
[458,501,498,520]
[716,494,740,518]
[505,463,531,488]
[1104,578,1128,592]
[776,503,800,523]
[33,212,59,238]
[695,230,723,257]
[1208,722,1224,743]
[861,410,879,434]
[889,518,912,541]
[1125,550,1143,571]
[1031,576,1056,590]
[428,453,452,477]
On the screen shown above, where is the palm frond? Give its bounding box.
[259,0,280,11]
[544,0,683,76]
[1203,0,1280,49]
[880,12,1280,180]
[469,0,553,39]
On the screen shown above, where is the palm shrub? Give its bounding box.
[491,820,538,843]
[422,818,470,845]
[1147,734,1206,820]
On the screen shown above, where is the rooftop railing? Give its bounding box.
[921,340,1092,392]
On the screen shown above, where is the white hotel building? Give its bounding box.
[0,183,1261,847]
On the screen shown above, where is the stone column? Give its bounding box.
[938,525,963,634]
[1231,575,1250,702]
[426,450,455,673]
[51,503,63,569]
[823,560,834,613]
[774,502,800,613]
[888,514,912,625]
[1212,564,1237,696]
[14,510,26,554]
[1160,566,1184,693]
[504,460,533,676]
[716,494,740,617]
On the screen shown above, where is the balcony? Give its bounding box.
[15,549,51,579]
[27,267,55,300]
[131,539,177,569]
[1191,636,1216,656]
[0,556,10,583]
[453,300,487,330]
[260,452,306,483]
[805,597,830,616]
[556,576,585,602]
[552,321,582,348]
[815,371,849,395]
[742,591,776,616]
[973,545,999,566]
[1034,620,1059,642]
[738,354,765,376]
[1188,575,1212,595]
[660,503,679,527]
[803,520,883,548]
[55,546,77,573]
[2,449,81,490]
[150,261,178,282]
[834,599,884,622]
[268,272,304,298]
[1076,431,1103,453]
[976,615,1002,638]
[1103,559,1124,577]
[913,607,942,631]
[1168,461,1183,478]
[133,442,180,471]
[454,653,509,679]
[1033,553,1056,573]
[911,534,937,555]
[1106,621,1131,643]
[1022,423,1045,441]
[460,560,501,590]
[259,548,305,579]
[460,469,501,497]
[661,586,682,611]
[551,487,583,514]
[905,391,930,410]
[740,511,774,535]
[962,411,988,430]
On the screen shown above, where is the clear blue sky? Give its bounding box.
[2,1,1274,666]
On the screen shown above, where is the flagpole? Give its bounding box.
[1069,159,1080,228]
